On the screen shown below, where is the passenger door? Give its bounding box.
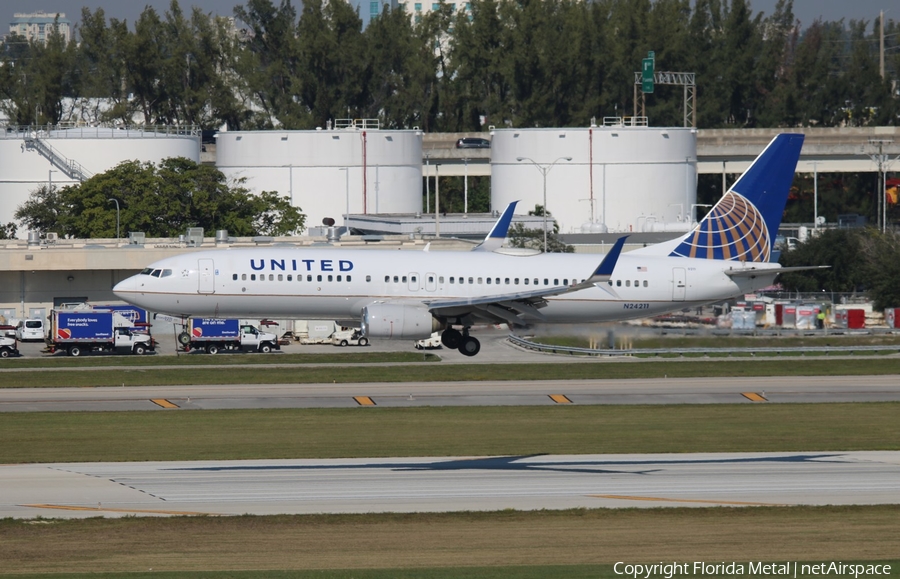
[672,268,686,301]
[198,259,215,294]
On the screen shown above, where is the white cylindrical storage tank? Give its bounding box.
[0,126,200,235]
[216,128,423,229]
[491,126,697,234]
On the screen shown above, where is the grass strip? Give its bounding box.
[534,334,900,349]
[0,351,438,369]
[1,507,898,575]
[1,358,900,387]
[2,403,898,463]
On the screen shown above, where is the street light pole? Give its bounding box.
[48,169,57,194]
[107,198,120,242]
[516,156,572,252]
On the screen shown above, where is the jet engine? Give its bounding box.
[361,304,444,339]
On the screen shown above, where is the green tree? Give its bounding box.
[234,0,303,128]
[76,8,133,123]
[778,228,867,294]
[14,158,305,238]
[508,205,573,253]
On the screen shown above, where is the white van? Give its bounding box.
[16,319,45,341]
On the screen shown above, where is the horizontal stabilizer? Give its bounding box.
[724,265,830,278]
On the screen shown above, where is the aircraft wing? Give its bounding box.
[471,201,518,252]
[424,236,628,326]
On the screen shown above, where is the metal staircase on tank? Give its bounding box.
[23,134,93,181]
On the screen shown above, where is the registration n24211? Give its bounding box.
[623,303,649,310]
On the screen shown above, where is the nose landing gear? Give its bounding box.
[441,327,480,357]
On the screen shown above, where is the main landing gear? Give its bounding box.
[441,327,480,357]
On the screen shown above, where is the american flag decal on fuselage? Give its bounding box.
[668,191,770,262]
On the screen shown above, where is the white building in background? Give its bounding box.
[215,121,424,228]
[0,126,200,234]
[490,124,698,234]
[8,11,71,43]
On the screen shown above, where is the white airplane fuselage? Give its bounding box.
[113,247,777,323]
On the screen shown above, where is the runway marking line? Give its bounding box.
[741,392,768,402]
[589,494,785,506]
[151,399,179,408]
[549,394,572,404]
[354,396,376,406]
[22,504,217,516]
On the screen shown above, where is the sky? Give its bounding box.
[3,0,893,30]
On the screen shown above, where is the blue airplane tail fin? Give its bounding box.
[665,133,804,262]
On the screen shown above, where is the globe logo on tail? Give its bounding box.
[669,191,771,262]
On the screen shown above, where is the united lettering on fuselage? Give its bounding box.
[249,259,354,272]
[114,134,811,357]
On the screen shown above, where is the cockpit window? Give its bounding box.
[140,268,153,275]
[150,269,162,278]
[160,269,173,278]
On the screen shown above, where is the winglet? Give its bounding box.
[571,236,628,290]
[472,201,518,252]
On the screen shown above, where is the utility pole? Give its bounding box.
[880,10,885,79]
[866,139,893,233]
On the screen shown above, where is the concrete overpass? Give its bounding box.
[423,126,900,177]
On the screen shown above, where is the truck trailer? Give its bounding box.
[47,309,154,356]
[178,319,280,354]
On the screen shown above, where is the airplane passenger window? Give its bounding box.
[242,274,247,281]
[634,280,639,287]
[544,279,548,285]
[643,280,648,287]
[486,278,492,284]
[428,276,433,283]
[337,275,341,282]
[307,275,313,282]
[393,276,399,283]
[554,279,559,285]
[269,274,274,281]
[278,274,283,281]
[450,277,455,284]
[385,276,390,282]
[411,276,417,282]
[367,275,371,282]
[524,278,529,285]
[232,274,238,281]
[534,279,538,285]
[564,279,568,285]
[608,280,613,286]
[468,277,474,284]
[287,275,292,281]
[328,275,333,282]
[514,278,519,284]
[347,275,352,282]
[317,275,322,282]
[626,280,631,287]
[402,276,407,283]
[495,278,500,284]
[616,280,621,286]
[477,277,482,284]
[505,278,510,284]
[439,276,444,283]
[251,274,256,281]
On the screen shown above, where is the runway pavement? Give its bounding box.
[3,451,899,518]
[1,374,899,411]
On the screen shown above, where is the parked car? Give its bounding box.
[415,332,443,350]
[16,319,45,341]
[455,137,490,149]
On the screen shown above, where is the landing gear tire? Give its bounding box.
[441,328,462,349]
[458,336,481,357]
[178,332,191,346]
[206,344,219,355]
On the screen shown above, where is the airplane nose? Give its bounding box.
[113,276,136,300]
